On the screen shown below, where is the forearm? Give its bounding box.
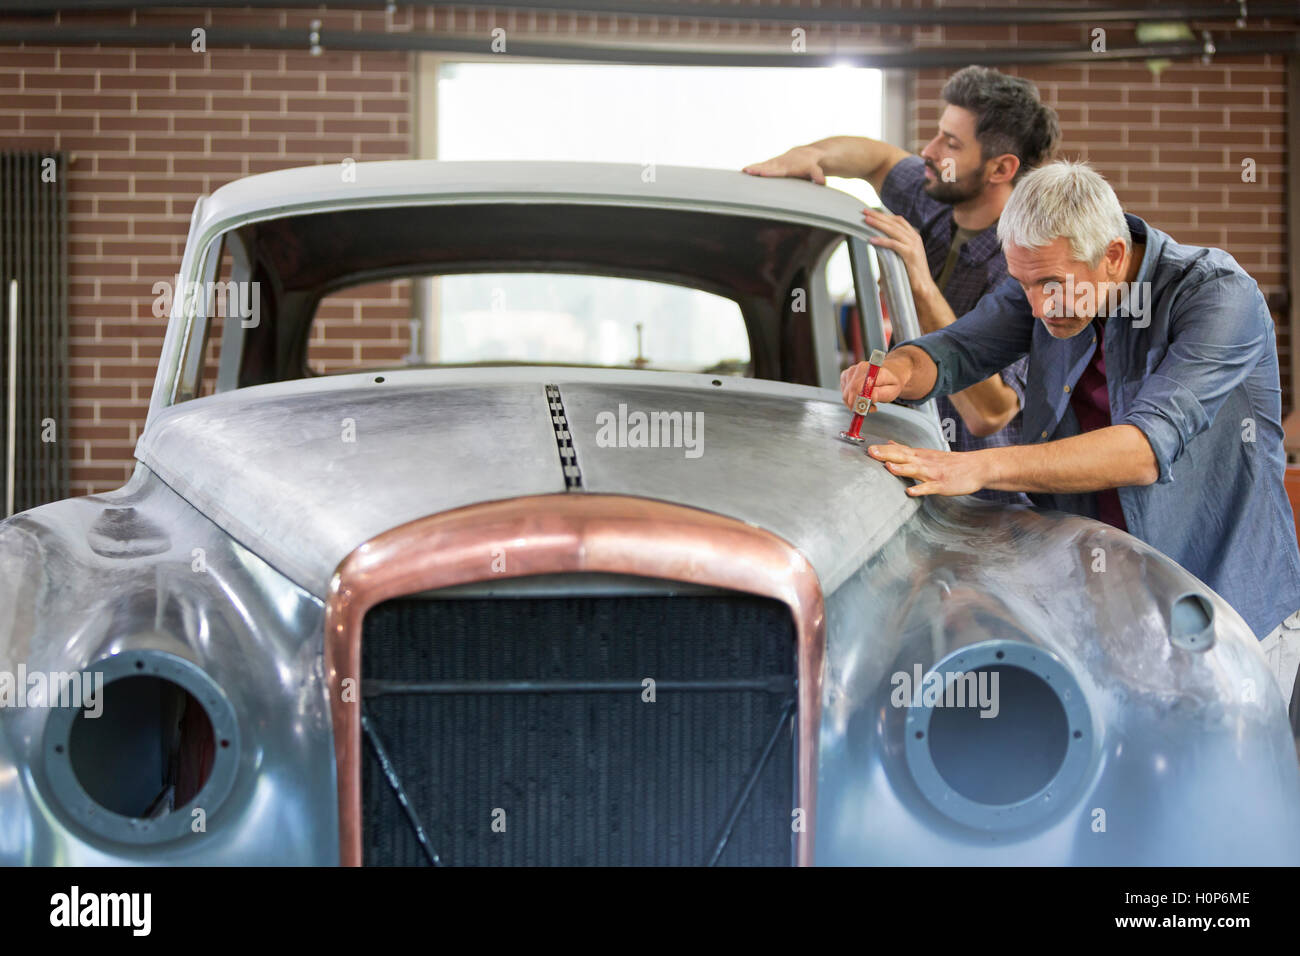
[978,424,1159,493]
[887,345,938,401]
[947,379,1021,437]
[912,286,1019,436]
[805,135,908,184]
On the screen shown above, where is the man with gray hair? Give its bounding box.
[841,160,1300,717]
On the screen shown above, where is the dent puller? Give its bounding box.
[839,348,887,445]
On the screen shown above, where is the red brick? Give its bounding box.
[177,73,243,92]
[285,52,356,72]
[3,50,59,68]
[135,135,206,152]
[1087,107,1154,125]
[132,219,190,237]
[251,116,316,133]
[176,115,242,132]
[286,96,357,113]
[359,96,405,114]
[1224,110,1284,127]
[69,384,133,401]
[1156,147,1227,166]
[71,175,129,194]
[210,136,281,153]
[133,53,206,71]
[250,73,319,92]
[137,94,207,111]
[173,157,244,174]
[60,92,131,111]
[325,75,396,94]
[209,50,283,71]
[1127,86,1194,105]
[211,95,281,113]
[27,113,93,131]
[60,50,132,70]
[100,73,172,91]
[98,114,170,132]
[284,136,353,155]
[5,91,57,110]
[134,177,207,195]
[63,134,130,151]
[320,117,393,134]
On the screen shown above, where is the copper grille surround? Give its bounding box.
[325,493,826,866]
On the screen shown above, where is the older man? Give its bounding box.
[745,65,1060,504]
[841,161,1300,709]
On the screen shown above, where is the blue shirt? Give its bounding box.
[906,213,1300,638]
[880,155,1030,506]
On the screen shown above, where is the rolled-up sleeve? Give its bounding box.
[1121,269,1271,484]
[998,357,1029,413]
[899,276,1036,402]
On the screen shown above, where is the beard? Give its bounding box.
[921,161,985,205]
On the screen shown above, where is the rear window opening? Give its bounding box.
[307,272,752,378]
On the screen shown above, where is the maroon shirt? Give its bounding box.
[1070,320,1127,531]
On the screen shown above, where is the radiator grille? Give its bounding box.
[0,151,69,513]
[360,593,797,866]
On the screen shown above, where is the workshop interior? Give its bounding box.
[2,0,1300,887]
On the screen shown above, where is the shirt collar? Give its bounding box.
[1102,213,1160,329]
[1126,213,1159,287]
[955,217,1003,264]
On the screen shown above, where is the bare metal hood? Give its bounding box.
[134,368,936,598]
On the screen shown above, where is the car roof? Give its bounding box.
[194,159,875,239]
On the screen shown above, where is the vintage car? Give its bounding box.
[2,160,1298,866]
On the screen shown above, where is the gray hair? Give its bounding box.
[997,161,1131,266]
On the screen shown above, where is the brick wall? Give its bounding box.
[0,4,1292,496]
[2,10,412,495]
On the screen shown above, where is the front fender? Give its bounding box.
[816,496,1300,865]
[0,466,338,865]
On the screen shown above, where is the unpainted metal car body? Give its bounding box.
[2,161,1298,866]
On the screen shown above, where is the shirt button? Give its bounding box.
[1091,335,1096,343]
[1040,430,1048,439]
[1064,385,1071,393]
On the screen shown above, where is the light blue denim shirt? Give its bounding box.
[905,213,1300,638]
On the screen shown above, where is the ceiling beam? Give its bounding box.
[1,1,1298,27]
[4,22,1299,68]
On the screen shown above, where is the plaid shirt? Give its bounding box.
[880,156,1030,505]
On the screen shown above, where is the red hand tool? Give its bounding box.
[839,348,887,445]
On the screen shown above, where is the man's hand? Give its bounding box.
[862,209,939,304]
[840,357,909,409]
[867,440,989,497]
[742,146,828,185]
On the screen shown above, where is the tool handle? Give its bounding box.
[857,348,888,398]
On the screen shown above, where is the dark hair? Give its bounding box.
[941,65,1060,181]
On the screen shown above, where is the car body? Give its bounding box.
[2,160,1298,866]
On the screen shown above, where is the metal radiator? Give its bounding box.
[0,151,69,516]
[360,593,797,866]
